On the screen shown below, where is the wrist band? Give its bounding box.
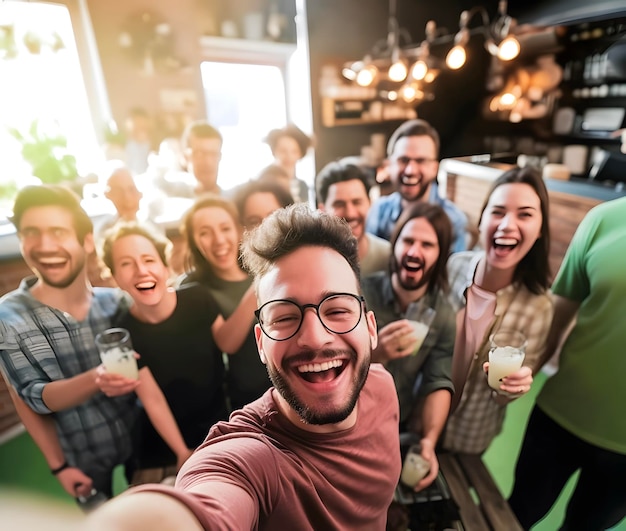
[51,461,69,475]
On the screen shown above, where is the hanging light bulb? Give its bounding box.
[489,95,500,112]
[497,35,520,61]
[389,59,407,82]
[446,44,467,70]
[388,44,407,82]
[498,91,517,109]
[491,0,520,61]
[446,14,469,70]
[356,58,378,87]
[399,83,419,103]
[342,60,364,81]
[424,69,438,83]
[410,60,428,81]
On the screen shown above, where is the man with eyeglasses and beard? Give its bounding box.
[85,203,401,530]
[362,202,456,492]
[366,119,468,253]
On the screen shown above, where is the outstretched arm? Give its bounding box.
[85,492,204,531]
[86,482,257,530]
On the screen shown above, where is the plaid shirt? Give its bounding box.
[0,277,136,476]
[361,272,455,424]
[442,252,553,454]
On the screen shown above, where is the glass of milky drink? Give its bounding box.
[400,444,430,488]
[405,302,436,356]
[488,330,527,391]
[95,328,138,379]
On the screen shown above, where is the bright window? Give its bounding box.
[201,61,286,191]
[0,2,102,212]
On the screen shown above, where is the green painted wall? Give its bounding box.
[0,431,128,506]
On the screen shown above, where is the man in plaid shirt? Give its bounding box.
[0,184,137,504]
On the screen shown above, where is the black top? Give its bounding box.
[179,271,271,410]
[117,283,228,468]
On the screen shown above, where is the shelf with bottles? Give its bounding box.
[558,17,626,86]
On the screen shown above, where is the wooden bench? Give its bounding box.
[438,452,523,531]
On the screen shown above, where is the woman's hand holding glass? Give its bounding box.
[483,363,533,399]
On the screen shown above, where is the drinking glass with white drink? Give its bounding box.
[400,443,431,488]
[487,330,527,392]
[405,302,436,356]
[95,327,138,379]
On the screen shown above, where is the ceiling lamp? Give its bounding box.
[388,53,408,82]
[498,35,521,61]
[446,42,467,70]
[341,0,414,92]
[491,0,520,61]
[340,0,528,106]
[411,59,428,81]
[447,0,520,70]
[355,58,379,87]
[387,16,408,82]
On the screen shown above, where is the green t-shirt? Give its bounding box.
[537,196,626,454]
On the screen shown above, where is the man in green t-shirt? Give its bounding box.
[509,197,626,530]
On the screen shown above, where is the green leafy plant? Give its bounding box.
[7,119,77,184]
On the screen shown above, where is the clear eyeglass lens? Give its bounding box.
[259,294,362,340]
[397,156,435,167]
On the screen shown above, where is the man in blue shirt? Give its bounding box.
[366,119,468,253]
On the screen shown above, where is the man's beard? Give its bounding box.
[36,255,85,289]
[266,348,371,425]
[400,173,429,202]
[394,254,435,292]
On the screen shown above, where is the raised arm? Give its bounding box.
[212,284,257,354]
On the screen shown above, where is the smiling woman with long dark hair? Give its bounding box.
[442,165,553,455]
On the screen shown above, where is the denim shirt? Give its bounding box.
[366,184,468,253]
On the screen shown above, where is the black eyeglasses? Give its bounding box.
[255,293,366,341]
[395,156,437,168]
